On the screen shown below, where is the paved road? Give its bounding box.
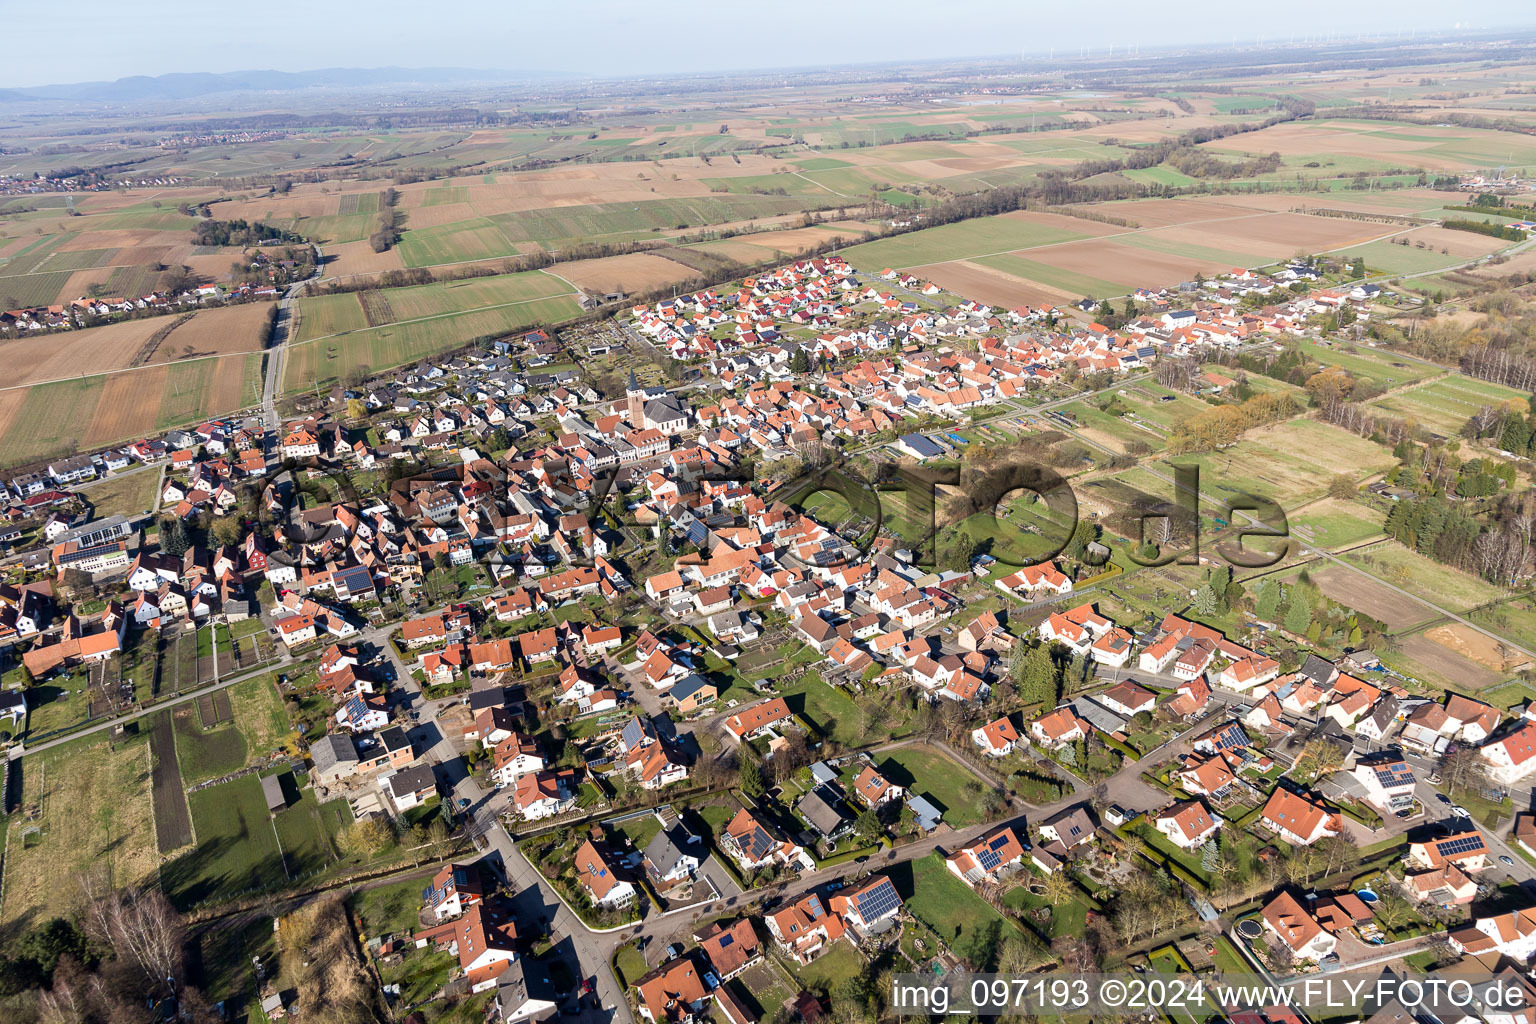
[261,244,323,432]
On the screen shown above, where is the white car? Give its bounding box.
[1452,805,1471,819]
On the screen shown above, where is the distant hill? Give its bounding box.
[4,66,543,104]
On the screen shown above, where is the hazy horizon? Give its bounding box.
[6,0,1536,90]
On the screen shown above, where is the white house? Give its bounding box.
[1153,799,1221,851]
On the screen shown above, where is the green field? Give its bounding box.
[1367,374,1529,435]
[1343,540,1509,613]
[283,294,582,391]
[396,218,521,267]
[1122,166,1201,188]
[779,677,867,745]
[295,292,369,341]
[838,214,1089,269]
[0,375,106,465]
[1290,499,1386,549]
[975,253,1130,297]
[1164,418,1397,510]
[486,195,814,252]
[0,270,73,306]
[161,774,354,910]
[174,711,248,785]
[337,192,381,216]
[1344,239,1496,276]
[1472,600,1536,658]
[380,270,572,320]
[1296,340,1435,390]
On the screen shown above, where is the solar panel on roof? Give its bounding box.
[719,934,733,948]
[856,880,900,920]
[989,834,1010,851]
[976,848,1001,871]
[1438,836,1486,857]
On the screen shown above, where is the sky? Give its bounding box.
[5,0,1536,88]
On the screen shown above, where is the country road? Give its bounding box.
[261,243,323,432]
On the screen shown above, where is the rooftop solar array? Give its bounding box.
[1372,762,1415,787]
[1437,835,1487,857]
[855,879,900,920]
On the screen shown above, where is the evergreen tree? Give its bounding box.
[791,349,810,374]
[1502,415,1532,454]
[1017,643,1061,708]
[1255,579,1282,621]
[1193,582,1219,617]
[738,759,766,800]
[158,517,190,558]
[1283,596,1312,636]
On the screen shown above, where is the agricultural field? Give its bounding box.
[1289,498,1386,550]
[848,196,1416,306]
[1366,374,1529,436]
[1307,563,1438,633]
[2,732,158,927]
[0,350,263,468]
[1341,540,1510,613]
[1163,418,1398,511]
[0,196,248,304]
[1197,118,1536,179]
[1381,628,1510,692]
[0,302,270,390]
[282,294,580,391]
[838,211,1099,269]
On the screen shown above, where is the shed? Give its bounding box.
[262,773,288,813]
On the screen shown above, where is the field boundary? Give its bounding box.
[129,312,195,367]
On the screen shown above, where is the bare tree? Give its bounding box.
[1439,747,1491,798]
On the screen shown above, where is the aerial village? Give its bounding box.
[2,247,1535,1024]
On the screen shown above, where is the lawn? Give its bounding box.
[891,853,1019,969]
[788,941,865,997]
[21,669,90,738]
[1001,878,1089,939]
[351,875,432,938]
[779,677,866,745]
[874,744,990,828]
[196,914,276,1024]
[611,813,661,852]
[226,676,294,757]
[614,945,649,988]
